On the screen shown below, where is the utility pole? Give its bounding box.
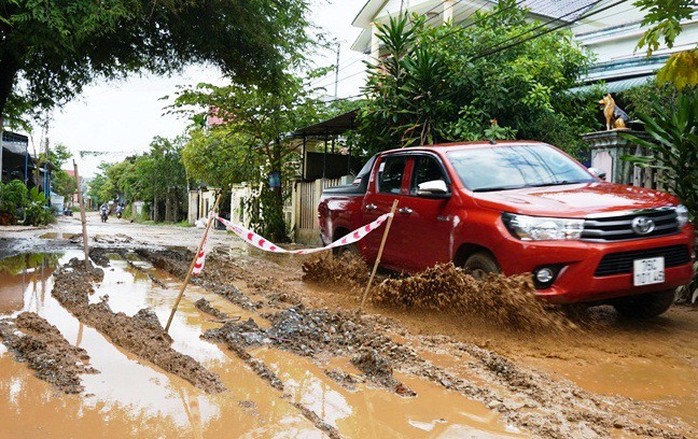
[334,42,341,99]
[44,136,50,201]
[0,116,4,183]
[74,160,90,271]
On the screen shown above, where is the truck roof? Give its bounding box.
[380,140,548,155]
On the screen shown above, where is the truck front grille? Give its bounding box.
[595,245,691,277]
[582,208,679,242]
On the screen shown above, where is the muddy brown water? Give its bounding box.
[292,255,698,435]
[39,232,80,240]
[0,251,521,437]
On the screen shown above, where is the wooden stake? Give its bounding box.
[360,199,399,310]
[165,192,223,333]
[73,160,90,271]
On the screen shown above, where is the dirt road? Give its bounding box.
[0,215,696,438]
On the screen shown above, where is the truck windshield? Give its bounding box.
[447,144,595,192]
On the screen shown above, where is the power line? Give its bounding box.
[470,0,629,60]
[312,0,525,89]
[320,0,621,101]
[310,0,458,88]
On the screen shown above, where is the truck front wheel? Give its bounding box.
[612,289,676,319]
[463,252,500,280]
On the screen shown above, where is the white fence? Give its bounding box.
[292,177,345,244]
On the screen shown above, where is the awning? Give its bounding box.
[292,110,358,137]
[568,75,655,94]
[1,131,29,155]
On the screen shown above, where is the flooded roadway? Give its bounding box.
[0,215,697,438]
[0,250,519,438]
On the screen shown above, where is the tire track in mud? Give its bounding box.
[0,312,98,394]
[137,249,257,311]
[50,258,226,394]
[114,249,346,438]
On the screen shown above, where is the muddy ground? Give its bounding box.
[0,214,697,438]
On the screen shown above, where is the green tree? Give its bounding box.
[358,3,597,156]
[173,73,326,241]
[136,137,188,222]
[634,0,697,89]
[182,129,258,190]
[88,172,108,206]
[635,0,694,55]
[87,136,188,221]
[0,0,312,122]
[38,144,77,201]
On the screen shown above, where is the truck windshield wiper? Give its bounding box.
[473,185,527,192]
[528,180,587,187]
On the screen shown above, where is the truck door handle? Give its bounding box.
[365,204,377,211]
[398,207,413,215]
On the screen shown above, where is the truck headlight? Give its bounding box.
[676,204,689,227]
[502,213,584,241]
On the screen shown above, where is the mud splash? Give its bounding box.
[373,263,575,333]
[301,253,370,290]
[51,259,225,393]
[0,312,98,393]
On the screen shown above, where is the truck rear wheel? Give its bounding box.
[463,252,500,280]
[612,289,676,319]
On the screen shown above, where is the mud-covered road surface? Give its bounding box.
[1,215,697,438]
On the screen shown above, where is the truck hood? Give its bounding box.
[471,182,679,217]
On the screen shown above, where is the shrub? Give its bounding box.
[623,89,698,303]
[23,187,55,226]
[622,89,697,224]
[0,180,29,225]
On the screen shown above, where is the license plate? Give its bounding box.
[633,257,665,286]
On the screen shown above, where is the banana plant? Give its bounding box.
[621,90,698,225]
[622,90,698,304]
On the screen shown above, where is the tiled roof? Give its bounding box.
[520,0,602,22]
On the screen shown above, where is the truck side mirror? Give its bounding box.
[588,167,607,181]
[416,180,450,198]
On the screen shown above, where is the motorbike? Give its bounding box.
[100,208,108,223]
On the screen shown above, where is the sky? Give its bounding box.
[38,0,368,178]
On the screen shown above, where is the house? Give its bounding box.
[0,130,31,184]
[290,110,365,244]
[350,0,698,89]
[64,169,80,207]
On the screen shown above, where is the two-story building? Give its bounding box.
[350,0,697,90]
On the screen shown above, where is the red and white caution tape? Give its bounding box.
[192,234,209,275]
[216,213,393,255]
[192,212,216,275]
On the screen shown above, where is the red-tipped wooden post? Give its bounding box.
[73,160,90,271]
[165,192,222,333]
[360,199,399,310]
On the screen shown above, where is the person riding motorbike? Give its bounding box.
[100,203,109,223]
[116,203,123,219]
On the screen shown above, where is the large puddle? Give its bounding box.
[0,251,520,437]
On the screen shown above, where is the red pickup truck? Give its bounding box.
[318,141,695,318]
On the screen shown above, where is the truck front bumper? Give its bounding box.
[498,226,695,304]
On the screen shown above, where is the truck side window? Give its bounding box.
[378,156,406,194]
[410,156,446,195]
